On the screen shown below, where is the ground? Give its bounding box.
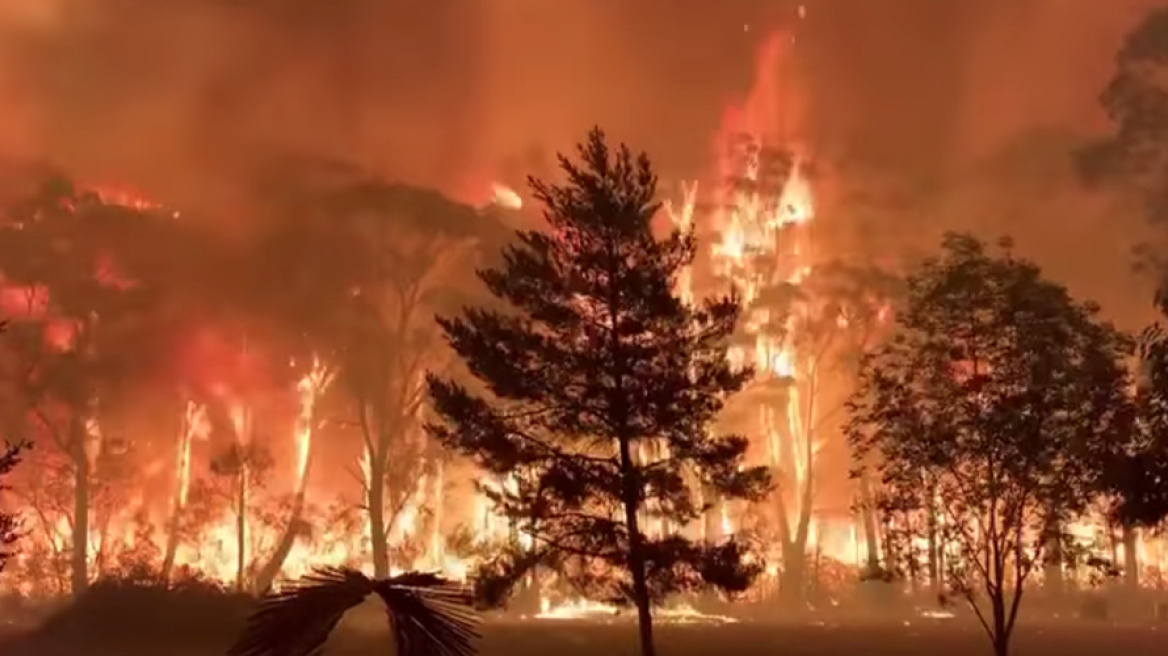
[2,618,1164,656]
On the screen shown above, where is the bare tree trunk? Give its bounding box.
[858,471,880,573]
[253,497,308,593]
[1122,524,1140,589]
[254,516,309,593]
[991,592,1011,656]
[235,469,249,592]
[703,489,722,542]
[368,437,390,579]
[776,467,813,605]
[926,502,939,589]
[254,440,316,593]
[1043,525,1063,596]
[70,416,90,595]
[618,434,656,656]
[160,512,181,582]
[162,412,194,583]
[428,458,444,565]
[94,507,112,578]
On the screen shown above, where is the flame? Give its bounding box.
[293,356,335,492]
[4,11,1166,605]
[491,183,523,209]
[176,401,209,509]
[536,598,738,624]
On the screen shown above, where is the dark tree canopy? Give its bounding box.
[847,233,1131,656]
[1109,311,1168,528]
[426,128,769,656]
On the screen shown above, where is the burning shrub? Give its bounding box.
[33,573,252,645]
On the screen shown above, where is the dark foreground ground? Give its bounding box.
[2,617,1164,656]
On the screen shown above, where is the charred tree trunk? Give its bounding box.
[858,471,881,574]
[94,507,112,577]
[1043,523,1063,596]
[618,435,656,656]
[235,468,249,592]
[162,414,194,583]
[702,484,723,542]
[254,515,309,593]
[776,437,814,605]
[1122,524,1139,588]
[991,590,1011,656]
[253,469,313,592]
[427,458,444,565]
[926,499,939,590]
[367,433,390,579]
[160,512,181,582]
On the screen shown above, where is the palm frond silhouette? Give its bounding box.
[227,568,479,656]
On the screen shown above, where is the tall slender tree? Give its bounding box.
[427,129,770,656]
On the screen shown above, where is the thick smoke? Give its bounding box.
[0,0,770,222]
[0,0,1160,316]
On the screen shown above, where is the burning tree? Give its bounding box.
[324,182,504,580]
[679,129,901,601]
[208,438,275,592]
[846,234,1131,656]
[427,129,770,656]
[248,163,507,579]
[0,178,175,594]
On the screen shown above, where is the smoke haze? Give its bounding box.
[0,0,1160,315]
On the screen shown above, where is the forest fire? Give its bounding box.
[0,19,1165,645]
[0,23,852,610]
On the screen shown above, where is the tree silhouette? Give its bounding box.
[228,568,478,656]
[847,234,1131,656]
[427,128,770,656]
[1104,293,1168,530]
[0,438,29,576]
